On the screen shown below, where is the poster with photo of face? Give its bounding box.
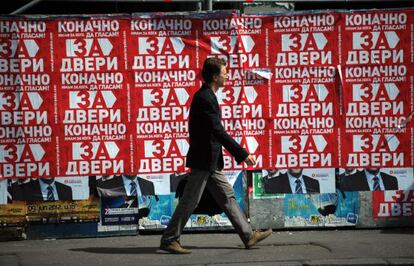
[92,174,162,227]
[8,176,88,202]
[261,168,336,195]
[339,167,414,191]
[93,174,157,198]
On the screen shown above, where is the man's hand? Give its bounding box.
[244,154,256,166]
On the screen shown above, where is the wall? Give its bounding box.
[1,6,414,240]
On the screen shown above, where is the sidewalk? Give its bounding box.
[0,228,413,265]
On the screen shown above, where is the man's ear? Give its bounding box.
[212,74,218,82]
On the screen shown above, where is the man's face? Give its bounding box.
[40,178,55,184]
[215,65,227,87]
[124,174,136,180]
[366,168,380,175]
[267,169,278,176]
[288,168,303,178]
[345,168,355,175]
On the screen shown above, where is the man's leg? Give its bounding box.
[206,170,253,244]
[161,168,210,244]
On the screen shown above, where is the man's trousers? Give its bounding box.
[161,168,253,244]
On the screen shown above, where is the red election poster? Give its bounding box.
[129,14,199,174]
[269,12,340,68]
[341,9,413,168]
[0,19,56,179]
[373,190,414,219]
[200,13,270,170]
[342,10,411,67]
[54,17,132,176]
[267,12,340,168]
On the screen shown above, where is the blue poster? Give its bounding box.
[284,190,359,227]
[101,196,155,226]
[139,194,174,229]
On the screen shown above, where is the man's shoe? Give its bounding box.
[159,240,192,254]
[245,229,272,249]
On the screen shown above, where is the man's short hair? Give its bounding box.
[202,57,226,84]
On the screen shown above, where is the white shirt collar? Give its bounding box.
[39,179,59,200]
[364,169,384,191]
[287,172,307,194]
[122,175,141,197]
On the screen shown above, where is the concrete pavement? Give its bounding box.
[0,228,413,265]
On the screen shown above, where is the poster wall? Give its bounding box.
[0,18,56,179]
[340,10,413,169]
[0,9,413,231]
[0,10,414,179]
[54,17,132,177]
[268,13,341,170]
[129,14,200,175]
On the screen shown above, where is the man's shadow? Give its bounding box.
[70,246,243,254]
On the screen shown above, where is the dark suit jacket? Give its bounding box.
[338,171,358,192]
[263,173,320,194]
[13,179,73,201]
[341,171,398,191]
[96,175,155,197]
[11,181,25,201]
[186,84,248,171]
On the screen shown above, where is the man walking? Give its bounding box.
[159,57,272,254]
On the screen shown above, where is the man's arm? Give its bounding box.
[200,96,254,164]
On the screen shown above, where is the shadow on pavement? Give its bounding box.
[380,227,414,234]
[70,247,158,254]
[70,246,243,254]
